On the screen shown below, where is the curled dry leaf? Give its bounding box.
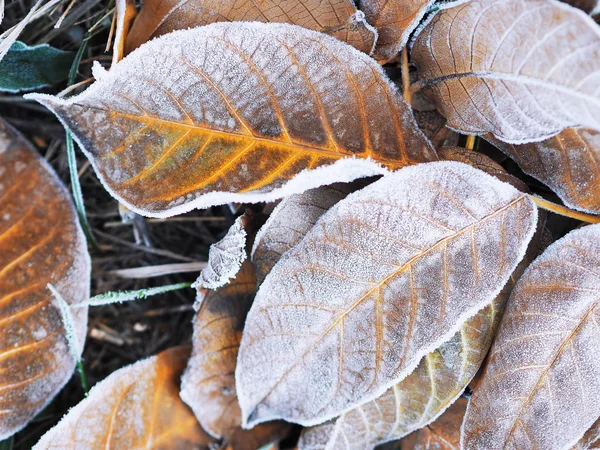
[125,0,376,56]
[298,296,504,450]
[195,211,251,290]
[486,128,600,214]
[182,261,291,448]
[412,0,600,144]
[111,0,137,66]
[0,119,90,439]
[252,181,368,286]
[236,161,538,427]
[399,397,467,450]
[27,22,435,218]
[360,0,434,60]
[462,223,600,450]
[34,346,212,449]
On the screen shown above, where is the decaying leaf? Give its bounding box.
[462,223,600,450]
[298,297,503,449]
[400,397,467,450]
[194,212,251,290]
[486,128,600,214]
[112,0,137,66]
[252,181,368,286]
[0,119,90,439]
[27,22,436,218]
[182,261,290,448]
[236,161,538,428]
[573,417,600,450]
[125,0,377,56]
[412,0,600,144]
[360,0,434,60]
[34,346,212,449]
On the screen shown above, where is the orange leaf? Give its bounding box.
[33,347,213,449]
[125,0,377,56]
[111,0,137,66]
[0,119,90,439]
[28,23,436,217]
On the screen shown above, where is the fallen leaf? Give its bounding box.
[182,261,291,449]
[112,0,137,66]
[411,0,600,144]
[298,297,503,449]
[0,119,90,439]
[236,161,538,428]
[27,22,436,218]
[400,397,467,450]
[125,0,377,56]
[486,128,600,214]
[462,223,600,450]
[360,0,434,60]
[561,0,599,13]
[33,346,213,449]
[573,417,600,449]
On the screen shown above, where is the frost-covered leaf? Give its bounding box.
[195,212,251,290]
[236,161,538,428]
[27,22,435,218]
[181,262,291,449]
[486,128,600,214]
[34,346,212,449]
[361,0,434,60]
[111,0,137,66]
[0,41,73,93]
[462,223,600,450]
[0,119,90,439]
[400,397,467,450]
[412,0,600,144]
[573,417,600,450]
[298,297,503,449]
[252,181,369,286]
[125,0,377,55]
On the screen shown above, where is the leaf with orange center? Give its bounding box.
[33,346,213,449]
[0,119,90,439]
[181,261,291,449]
[125,0,377,56]
[27,22,436,218]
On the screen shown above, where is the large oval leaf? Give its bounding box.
[487,128,600,214]
[298,296,503,449]
[412,0,600,144]
[34,347,212,449]
[125,0,377,56]
[0,119,90,439]
[27,22,435,218]
[462,224,600,450]
[236,161,538,427]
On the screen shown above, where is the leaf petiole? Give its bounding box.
[528,195,600,224]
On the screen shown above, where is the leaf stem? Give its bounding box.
[528,195,600,224]
[401,47,412,106]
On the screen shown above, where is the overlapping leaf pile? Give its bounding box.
[2,0,600,448]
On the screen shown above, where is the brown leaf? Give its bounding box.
[27,23,436,218]
[125,0,377,56]
[298,296,504,449]
[573,417,600,449]
[486,128,600,214]
[411,0,600,143]
[181,262,291,449]
[399,397,467,450]
[0,119,90,439]
[561,0,599,13]
[236,161,538,427]
[462,223,600,450]
[361,0,434,60]
[33,346,212,449]
[111,0,137,66]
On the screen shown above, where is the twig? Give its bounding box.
[528,195,600,224]
[465,135,477,150]
[401,47,412,106]
[108,262,207,279]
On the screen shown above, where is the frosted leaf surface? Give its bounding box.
[195,212,250,290]
[486,128,600,214]
[412,0,600,144]
[462,224,600,450]
[573,417,600,450]
[33,347,213,449]
[252,181,369,286]
[26,22,436,218]
[236,161,538,427]
[298,296,504,449]
[360,0,435,60]
[125,0,377,55]
[0,119,90,439]
[181,261,291,448]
